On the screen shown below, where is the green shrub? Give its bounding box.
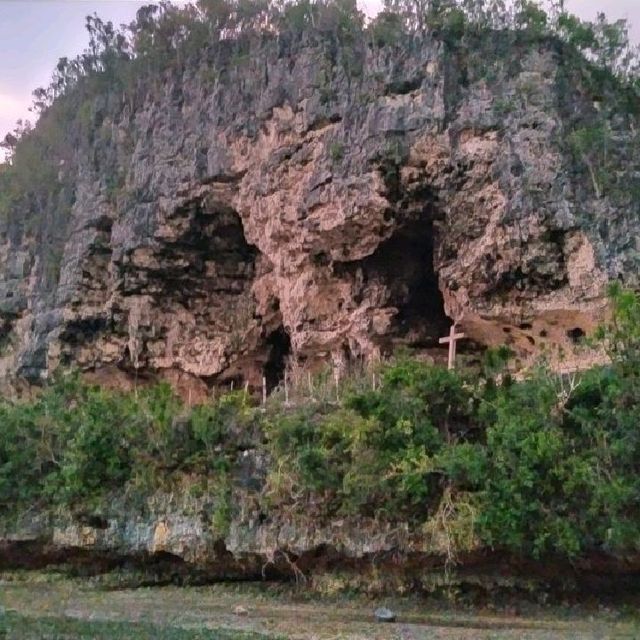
[479,357,640,557]
[0,401,45,508]
[329,141,344,162]
[190,391,255,471]
[4,288,640,566]
[264,358,478,519]
[367,10,404,47]
[478,373,583,556]
[0,376,247,516]
[52,391,136,501]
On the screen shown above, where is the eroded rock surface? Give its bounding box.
[4,480,640,595]
[1,35,638,394]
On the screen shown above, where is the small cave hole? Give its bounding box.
[264,327,291,391]
[75,514,109,530]
[224,374,245,391]
[539,329,548,338]
[312,251,329,267]
[213,539,233,557]
[567,327,586,344]
[356,213,450,349]
[122,345,133,366]
[519,322,533,330]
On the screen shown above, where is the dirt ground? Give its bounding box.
[1,575,639,639]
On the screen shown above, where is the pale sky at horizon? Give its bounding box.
[1,0,639,152]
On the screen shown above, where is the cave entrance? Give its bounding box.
[378,215,450,351]
[264,326,291,391]
[153,198,258,305]
[335,209,450,356]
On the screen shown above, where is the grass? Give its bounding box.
[0,611,279,640]
[2,576,640,640]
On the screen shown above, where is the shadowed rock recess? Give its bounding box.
[1,30,639,397]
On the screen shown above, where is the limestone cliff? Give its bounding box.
[1,32,639,396]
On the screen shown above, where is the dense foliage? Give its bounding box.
[2,0,639,157]
[2,287,640,562]
[0,379,253,514]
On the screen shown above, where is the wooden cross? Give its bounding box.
[439,324,465,370]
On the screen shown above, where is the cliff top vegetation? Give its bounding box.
[2,0,640,160]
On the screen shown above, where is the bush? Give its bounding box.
[0,401,45,507]
[264,358,479,519]
[367,10,404,47]
[0,376,249,516]
[190,391,256,471]
[4,289,640,566]
[478,313,640,557]
[329,141,344,162]
[478,373,584,556]
[45,385,138,502]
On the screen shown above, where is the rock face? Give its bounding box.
[1,34,638,395]
[4,478,640,594]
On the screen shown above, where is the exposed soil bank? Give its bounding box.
[3,537,640,602]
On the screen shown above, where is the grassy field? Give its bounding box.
[0,612,278,639]
[2,575,640,640]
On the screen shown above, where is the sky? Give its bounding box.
[1,0,639,150]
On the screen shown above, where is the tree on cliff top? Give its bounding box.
[0,0,634,132]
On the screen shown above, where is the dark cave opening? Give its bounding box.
[121,196,258,306]
[105,193,265,394]
[567,327,586,344]
[264,326,291,391]
[393,218,450,349]
[337,214,450,354]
